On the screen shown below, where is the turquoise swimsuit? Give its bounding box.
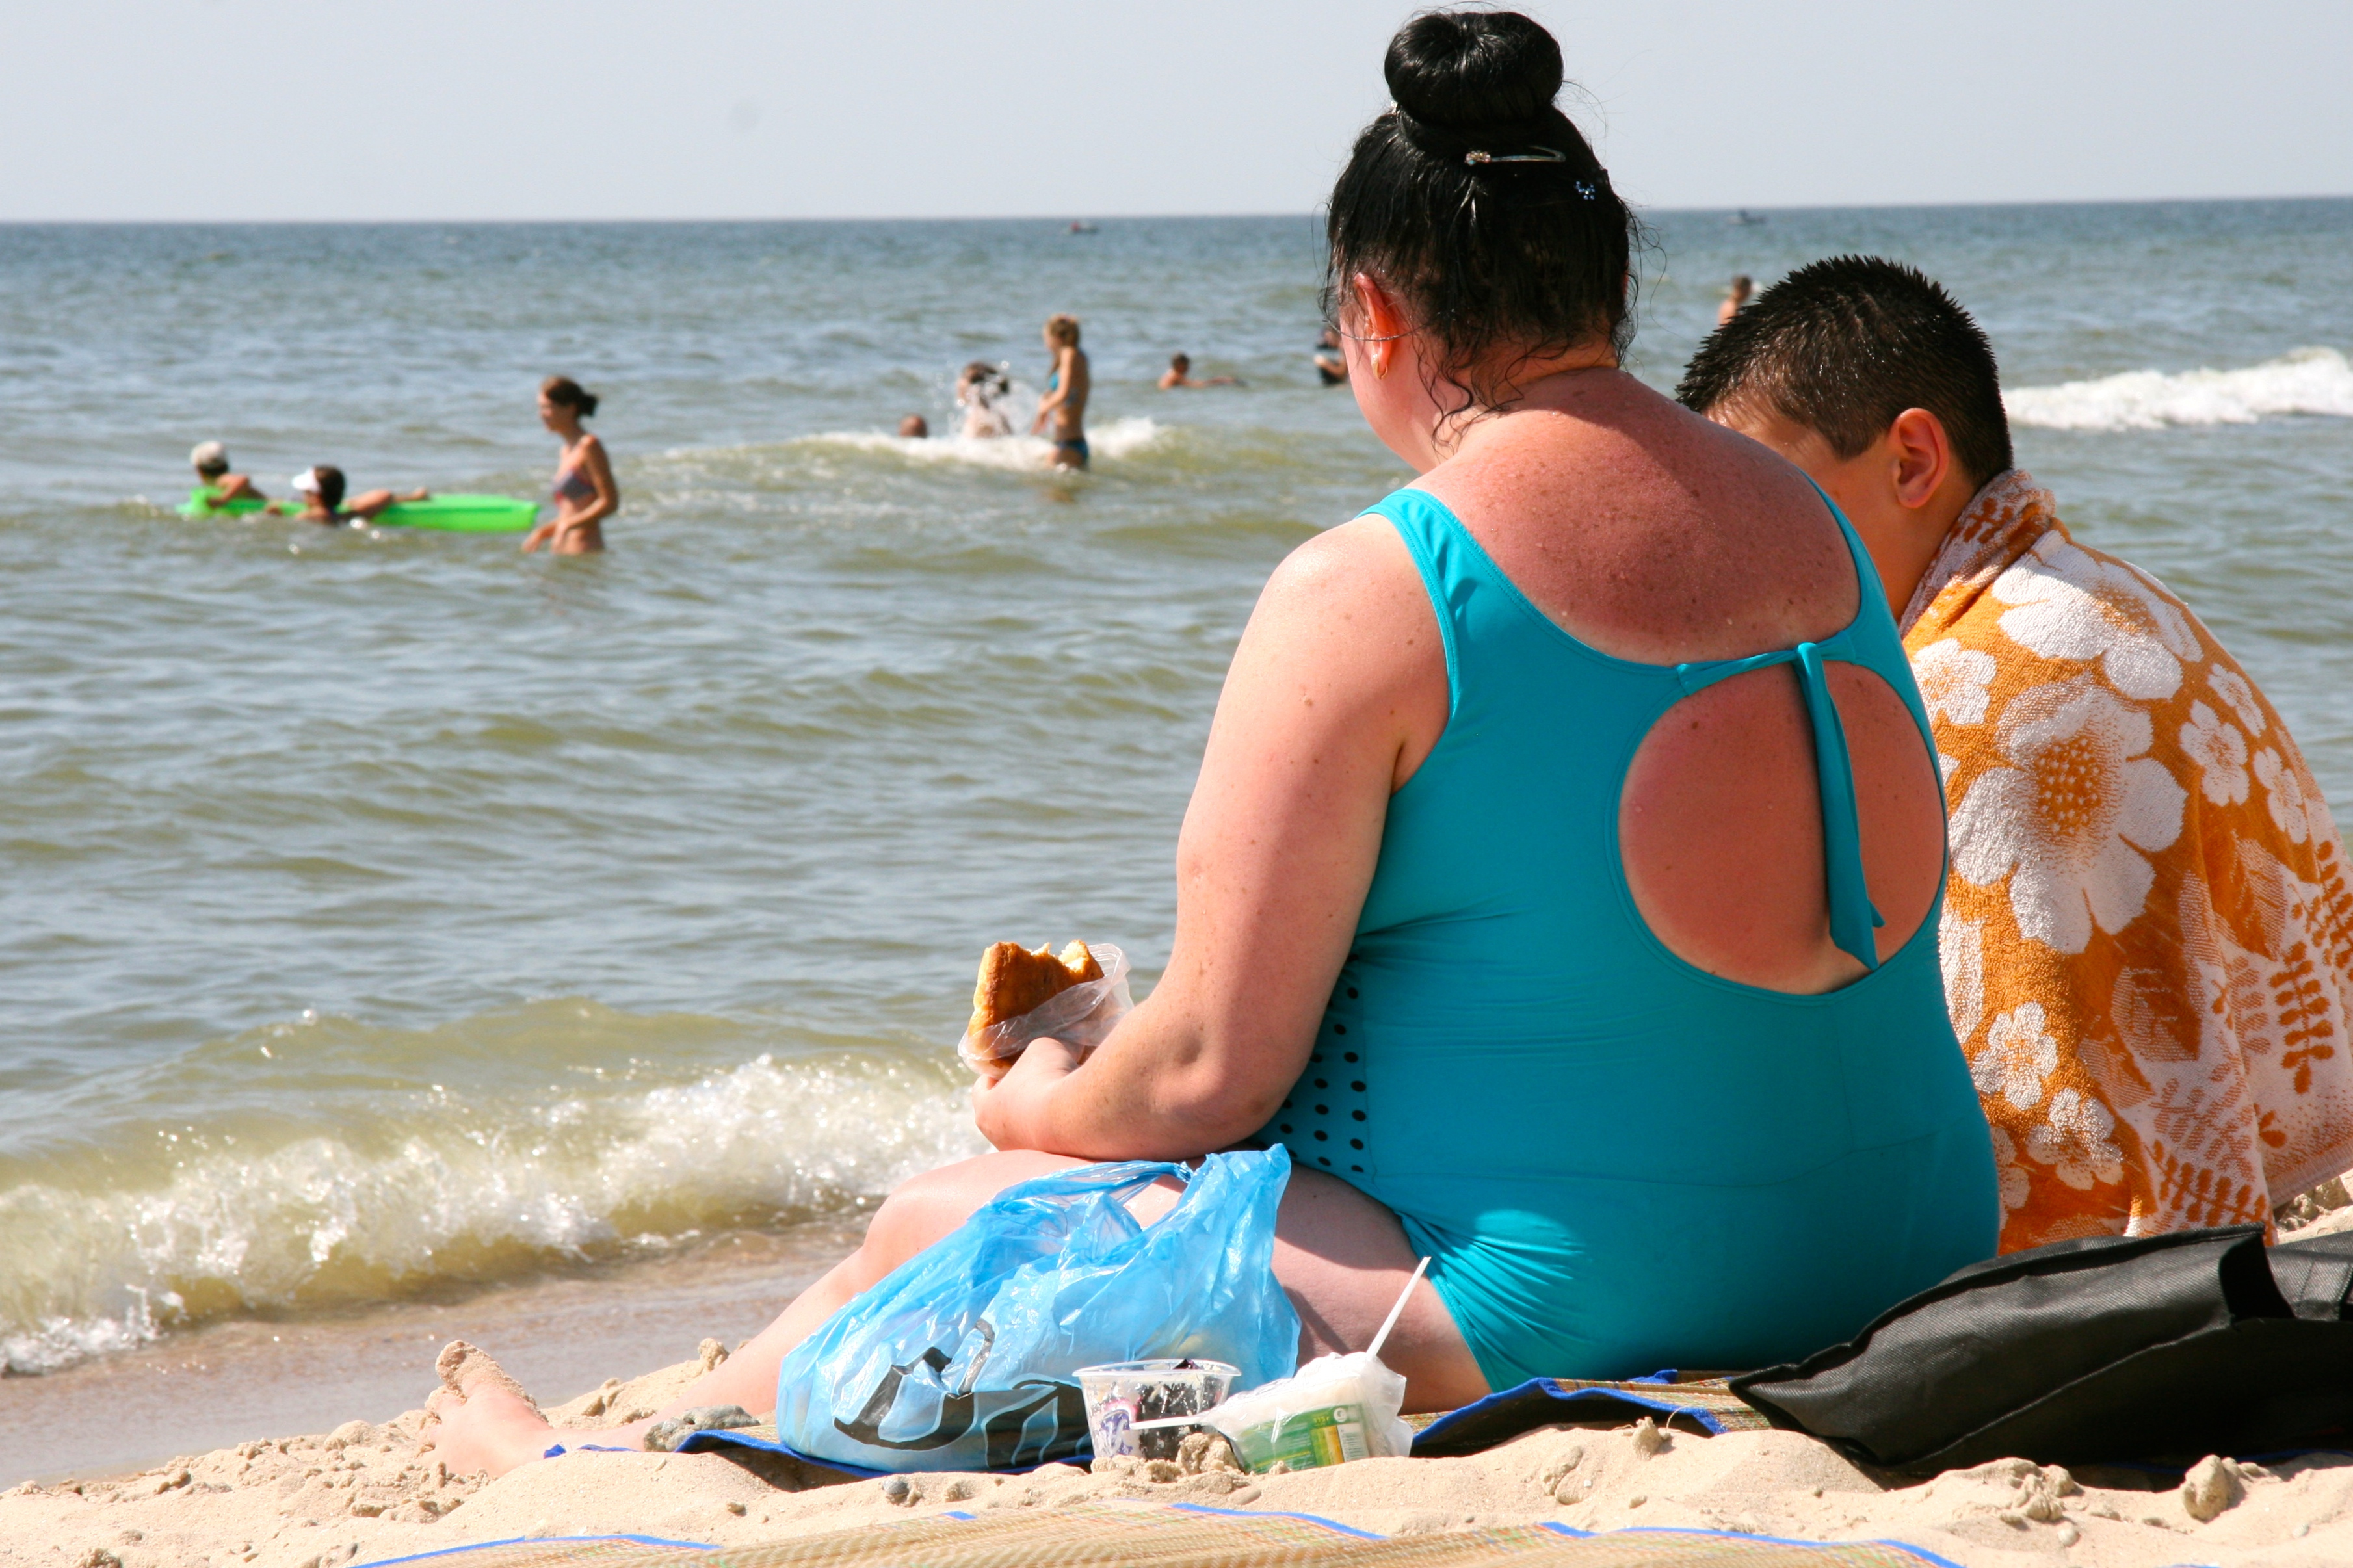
[1262,488,1997,1388]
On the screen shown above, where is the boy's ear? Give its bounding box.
[1887,408,1953,510]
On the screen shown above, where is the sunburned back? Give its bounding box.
[1255,383,1994,1379]
[1415,387,1946,993]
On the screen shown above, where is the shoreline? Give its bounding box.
[0,1223,856,1488]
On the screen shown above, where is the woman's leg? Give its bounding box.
[425,1150,1086,1476]
[1270,1168,1490,1412]
[425,1153,1485,1476]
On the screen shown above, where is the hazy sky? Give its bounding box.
[9,1,2348,220]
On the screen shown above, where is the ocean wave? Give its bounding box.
[800,417,1168,471]
[2005,347,2353,431]
[0,1029,982,1375]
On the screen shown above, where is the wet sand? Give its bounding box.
[0,1224,856,1486]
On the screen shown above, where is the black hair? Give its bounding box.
[542,375,600,419]
[1676,256,2014,490]
[313,465,347,510]
[1324,9,1640,410]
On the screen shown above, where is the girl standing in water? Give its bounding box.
[523,376,616,555]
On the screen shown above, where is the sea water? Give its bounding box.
[2,204,2350,1477]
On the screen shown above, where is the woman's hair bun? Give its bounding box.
[1385,10,1564,130]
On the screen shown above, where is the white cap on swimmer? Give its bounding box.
[191,440,228,473]
[290,468,321,495]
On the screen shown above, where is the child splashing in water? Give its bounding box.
[524,376,616,555]
[956,361,1014,439]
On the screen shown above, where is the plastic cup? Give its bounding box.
[1077,1359,1239,1461]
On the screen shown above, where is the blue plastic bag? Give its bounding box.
[772,1147,1298,1472]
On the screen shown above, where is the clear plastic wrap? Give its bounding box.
[956,943,1133,1078]
[1200,1350,1413,1472]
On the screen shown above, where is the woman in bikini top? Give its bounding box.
[525,376,616,555]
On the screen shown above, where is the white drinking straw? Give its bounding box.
[1364,1255,1432,1362]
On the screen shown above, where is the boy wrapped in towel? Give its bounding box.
[1679,257,2353,1248]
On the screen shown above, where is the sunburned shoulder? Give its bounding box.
[1255,512,1426,623]
[1436,395,1823,535]
[1425,405,1852,659]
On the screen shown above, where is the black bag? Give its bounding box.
[1729,1224,2353,1470]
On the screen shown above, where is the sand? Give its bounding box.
[8,1329,2353,1568]
[13,1203,2353,1567]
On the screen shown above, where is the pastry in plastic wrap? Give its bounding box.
[960,940,1133,1080]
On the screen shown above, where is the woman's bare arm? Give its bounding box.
[1031,348,1072,432]
[973,515,1445,1157]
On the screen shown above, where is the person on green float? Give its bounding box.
[189,441,265,509]
[265,466,428,525]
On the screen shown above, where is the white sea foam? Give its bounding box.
[0,1049,984,1374]
[2005,346,2353,431]
[803,417,1168,472]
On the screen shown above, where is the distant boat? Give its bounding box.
[1068,221,1099,235]
[1728,209,1766,227]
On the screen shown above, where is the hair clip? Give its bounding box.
[1464,146,1568,167]
[1575,181,1596,200]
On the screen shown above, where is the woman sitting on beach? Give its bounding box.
[523,377,616,555]
[427,9,1995,1476]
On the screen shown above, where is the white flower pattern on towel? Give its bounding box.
[1912,638,1997,727]
[1950,675,2186,953]
[2028,1090,2128,1190]
[2179,702,2251,807]
[2209,666,2267,739]
[2253,748,2312,844]
[1904,470,2353,1249]
[1990,532,2204,701]
[1975,1002,2060,1112]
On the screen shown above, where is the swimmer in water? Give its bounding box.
[899,414,930,438]
[1717,274,1754,327]
[1313,328,1347,385]
[955,361,1013,439]
[1029,315,1090,469]
[1157,352,1239,389]
[189,441,265,508]
[523,376,616,555]
[267,465,428,525]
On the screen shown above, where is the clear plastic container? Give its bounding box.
[1077,1358,1239,1461]
[1200,1351,1412,1473]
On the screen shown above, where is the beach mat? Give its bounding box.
[358,1499,1961,1567]
[1414,1375,1772,1459]
[682,1377,1774,1476]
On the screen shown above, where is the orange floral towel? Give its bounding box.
[1902,471,2353,1249]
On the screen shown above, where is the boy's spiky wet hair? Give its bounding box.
[1677,255,2013,488]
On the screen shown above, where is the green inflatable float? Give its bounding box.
[178,491,540,534]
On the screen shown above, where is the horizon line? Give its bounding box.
[4,192,2352,226]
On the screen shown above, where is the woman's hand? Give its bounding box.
[971,1036,1083,1151]
[521,519,558,553]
